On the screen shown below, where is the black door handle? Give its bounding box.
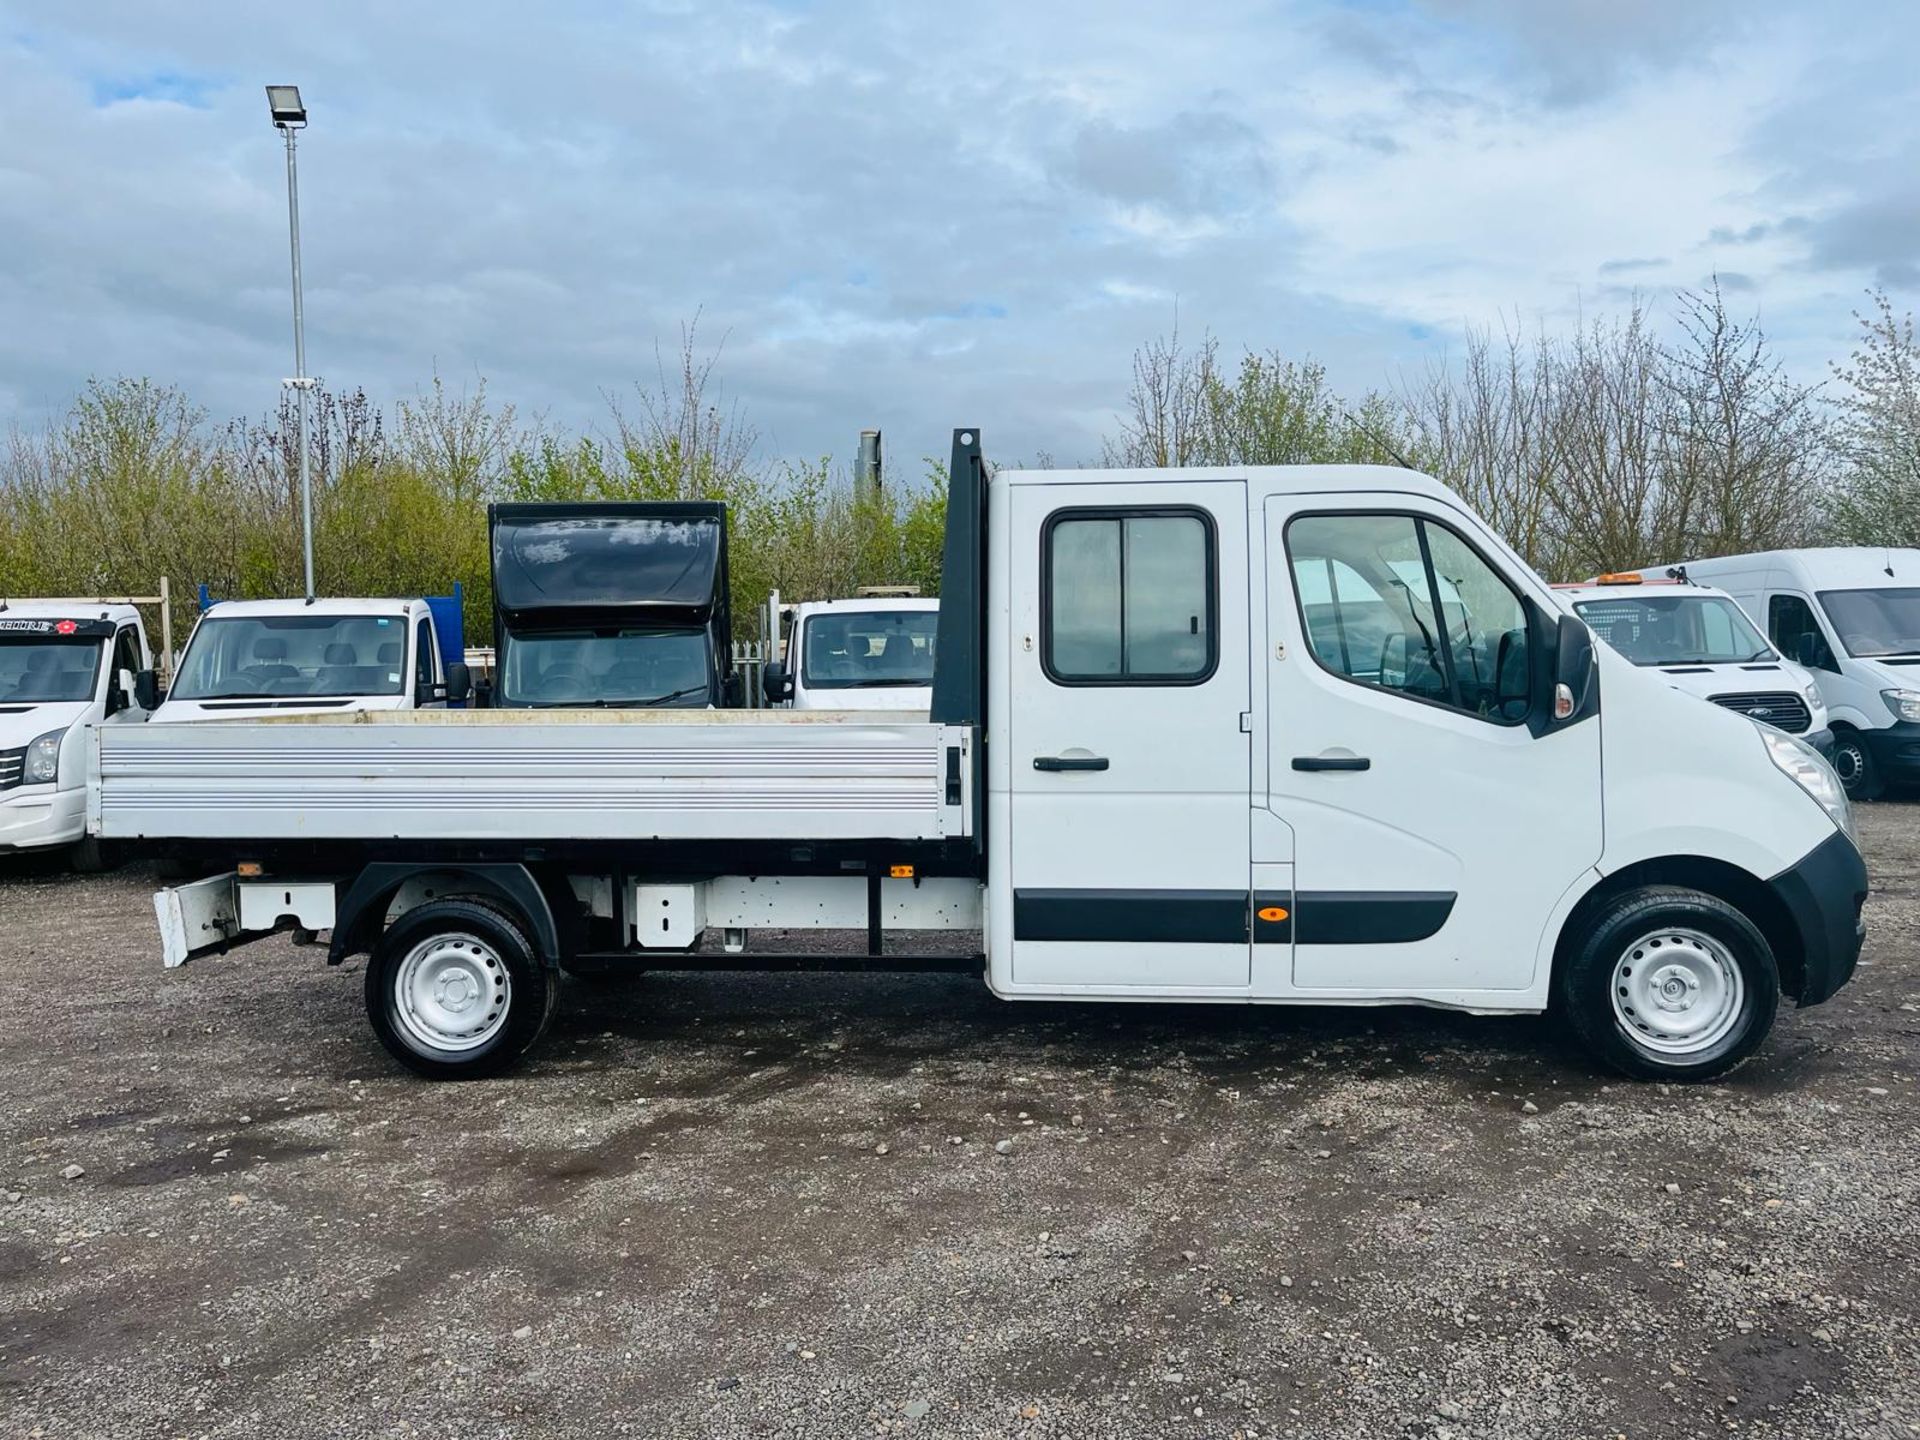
[1034,755,1110,772]
[1292,755,1370,772]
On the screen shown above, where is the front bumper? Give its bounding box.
[1768,829,1869,1006]
[0,785,86,853]
[1861,720,1920,784]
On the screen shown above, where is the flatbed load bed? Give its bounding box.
[91,709,973,843]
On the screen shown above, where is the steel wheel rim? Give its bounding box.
[1834,741,1865,785]
[1610,927,1745,1059]
[392,932,511,1054]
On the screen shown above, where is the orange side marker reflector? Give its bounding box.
[1257,906,1289,922]
[889,864,915,879]
[237,861,263,877]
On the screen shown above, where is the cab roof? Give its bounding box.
[0,599,143,622]
[199,598,426,619]
[1681,547,1920,588]
[995,463,1454,502]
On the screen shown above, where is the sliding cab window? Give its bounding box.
[1044,508,1216,684]
[1287,512,1530,724]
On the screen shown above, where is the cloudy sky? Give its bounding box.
[1,0,1915,470]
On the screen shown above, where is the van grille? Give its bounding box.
[0,747,22,792]
[1709,691,1811,733]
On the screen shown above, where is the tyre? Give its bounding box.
[1554,885,1780,1081]
[364,898,557,1079]
[68,836,112,874]
[1830,728,1882,802]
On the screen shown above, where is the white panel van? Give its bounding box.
[1676,549,1920,798]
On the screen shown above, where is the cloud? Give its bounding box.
[0,0,1915,472]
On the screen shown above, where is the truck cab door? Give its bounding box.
[1003,478,1253,992]
[1262,497,1601,1000]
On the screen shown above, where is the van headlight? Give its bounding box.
[24,728,67,785]
[1882,688,1920,724]
[1760,724,1855,845]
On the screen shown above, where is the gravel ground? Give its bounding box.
[1,813,1917,1440]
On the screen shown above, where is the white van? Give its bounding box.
[100,437,1869,1084]
[0,601,153,866]
[764,596,939,710]
[150,598,467,723]
[1675,549,1920,798]
[1554,574,1831,758]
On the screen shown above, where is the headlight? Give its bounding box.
[24,727,67,785]
[1759,723,1855,845]
[1882,688,1920,724]
[1805,683,1823,712]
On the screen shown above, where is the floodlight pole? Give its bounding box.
[281,122,315,600]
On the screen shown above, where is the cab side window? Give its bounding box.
[414,617,436,695]
[1287,512,1531,724]
[1044,508,1216,684]
[1768,595,1836,671]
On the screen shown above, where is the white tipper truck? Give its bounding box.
[90,432,1867,1083]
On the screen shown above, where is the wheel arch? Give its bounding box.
[327,862,567,969]
[1554,855,1807,1002]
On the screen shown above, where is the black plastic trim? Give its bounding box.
[1014,889,1248,944]
[1767,829,1868,1006]
[326,862,564,967]
[1293,890,1455,944]
[1013,888,1457,945]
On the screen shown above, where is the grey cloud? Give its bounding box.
[1598,258,1665,275]
[1062,111,1273,220]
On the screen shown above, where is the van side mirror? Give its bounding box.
[762,661,793,704]
[133,668,163,712]
[1795,631,1822,669]
[1552,612,1597,726]
[444,662,472,704]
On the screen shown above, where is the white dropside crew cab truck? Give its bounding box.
[1675,548,1920,800]
[92,433,1867,1082]
[1554,572,1832,757]
[1,601,154,868]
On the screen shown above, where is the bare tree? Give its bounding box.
[608,312,760,499]
[1654,280,1826,562]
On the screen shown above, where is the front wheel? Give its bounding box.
[1830,729,1882,801]
[365,899,556,1079]
[1554,886,1780,1081]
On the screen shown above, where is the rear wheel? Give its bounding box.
[1555,886,1779,1081]
[1831,728,1882,801]
[365,899,556,1079]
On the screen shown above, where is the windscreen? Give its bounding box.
[802,610,938,690]
[1818,587,1920,658]
[1572,594,1772,666]
[0,637,104,703]
[498,626,711,706]
[492,514,721,613]
[170,615,409,700]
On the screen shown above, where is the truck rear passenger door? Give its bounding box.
[1006,479,1252,990]
[1264,498,1602,998]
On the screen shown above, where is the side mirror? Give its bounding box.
[133,668,163,712]
[1552,612,1597,726]
[762,661,793,704]
[472,677,494,710]
[1377,634,1409,690]
[445,662,472,704]
[1494,628,1530,720]
[1795,631,1821,669]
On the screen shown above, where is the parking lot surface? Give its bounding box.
[2,811,1917,1439]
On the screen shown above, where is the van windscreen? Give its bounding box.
[1572,595,1773,666]
[1818,587,1920,659]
